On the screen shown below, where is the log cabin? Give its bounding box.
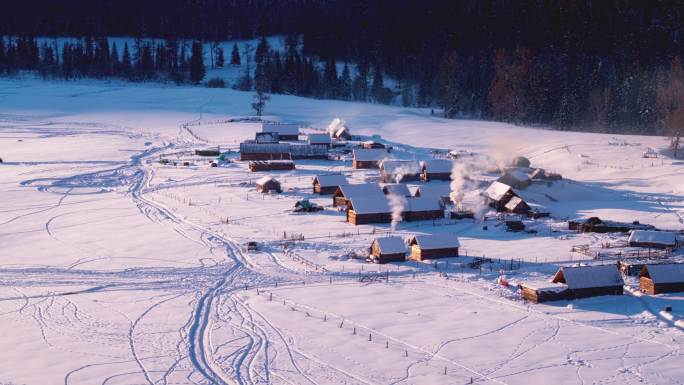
[409,234,459,261]
[639,264,684,294]
[369,237,407,263]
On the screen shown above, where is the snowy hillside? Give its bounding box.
[0,77,683,385]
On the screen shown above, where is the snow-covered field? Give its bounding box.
[0,77,683,384]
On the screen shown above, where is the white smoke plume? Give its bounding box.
[388,193,407,231]
[449,162,467,210]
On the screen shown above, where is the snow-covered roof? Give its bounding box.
[406,197,443,212]
[382,183,412,197]
[255,132,279,143]
[504,196,526,210]
[641,264,684,283]
[422,159,453,174]
[338,183,384,199]
[348,195,391,214]
[240,142,291,153]
[483,181,513,201]
[520,281,568,293]
[353,148,389,162]
[315,174,348,188]
[415,183,451,198]
[410,234,460,249]
[256,176,278,185]
[307,133,331,145]
[628,230,677,246]
[373,237,407,254]
[380,160,421,175]
[552,265,624,289]
[499,169,530,183]
[262,123,299,135]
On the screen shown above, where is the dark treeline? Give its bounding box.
[1,0,683,135]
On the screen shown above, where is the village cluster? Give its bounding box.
[169,118,684,305]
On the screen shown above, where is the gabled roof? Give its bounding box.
[505,196,527,211]
[353,148,389,162]
[422,159,453,174]
[410,234,460,249]
[337,183,384,199]
[415,183,451,198]
[256,176,279,185]
[373,237,407,254]
[380,160,421,175]
[628,230,677,246]
[382,183,412,197]
[406,197,443,212]
[483,181,513,201]
[314,174,348,188]
[262,123,299,135]
[552,265,624,289]
[640,264,684,283]
[307,133,331,145]
[348,195,391,214]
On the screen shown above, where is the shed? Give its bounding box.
[382,183,412,197]
[239,142,291,161]
[519,282,569,303]
[497,169,531,189]
[422,159,453,181]
[248,160,295,172]
[255,177,282,193]
[347,195,392,225]
[313,174,348,194]
[403,197,445,222]
[380,160,422,183]
[628,230,678,249]
[307,133,332,147]
[409,234,459,261]
[352,148,388,169]
[639,264,684,294]
[262,123,300,141]
[369,237,407,263]
[551,265,624,299]
[504,196,531,214]
[333,183,384,206]
[482,181,517,211]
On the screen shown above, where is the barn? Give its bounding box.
[504,196,531,214]
[628,230,678,249]
[639,264,684,294]
[248,160,295,172]
[409,234,459,261]
[482,181,518,211]
[369,237,407,263]
[422,159,453,181]
[414,183,452,204]
[519,282,569,303]
[313,174,348,194]
[497,169,531,189]
[382,183,412,197]
[403,197,445,222]
[333,183,383,206]
[307,133,332,147]
[255,177,282,193]
[346,195,392,225]
[262,123,300,141]
[352,148,388,169]
[551,265,624,299]
[239,142,291,161]
[380,160,422,183]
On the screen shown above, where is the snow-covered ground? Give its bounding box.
[0,77,683,384]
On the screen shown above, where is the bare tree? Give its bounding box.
[657,56,684,158]
[251,90,270,116]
